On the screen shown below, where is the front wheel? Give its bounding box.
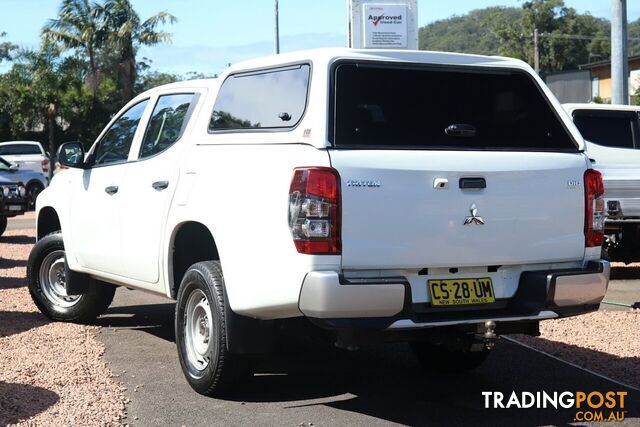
[175,261,251,396]
[27,232,116,322]
[0,216,7,237]
[26,182,44,209]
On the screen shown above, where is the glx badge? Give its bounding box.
[464,203,485,225]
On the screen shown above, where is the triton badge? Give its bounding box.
[464,203,484,225]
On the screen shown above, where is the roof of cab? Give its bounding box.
[149,48,531,93]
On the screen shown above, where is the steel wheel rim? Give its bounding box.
[184,288,213,371]
[39,250,81,308]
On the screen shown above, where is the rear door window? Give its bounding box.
[0,144,42,155]
[140,93,195,158]
[572,110,638,149]
[210,64,310,131]
[332,63,577,151]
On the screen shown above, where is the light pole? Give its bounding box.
[611,0,628,104]
[275,0,280,54]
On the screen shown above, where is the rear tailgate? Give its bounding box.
[330,62,587,270]
[331,150,587,269]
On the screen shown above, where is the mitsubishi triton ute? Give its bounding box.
[27,49,610,396]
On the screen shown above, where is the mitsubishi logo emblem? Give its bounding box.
[464,203,484,225]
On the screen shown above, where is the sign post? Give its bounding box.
[348,0,418,50]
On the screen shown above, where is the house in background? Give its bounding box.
[545,54,640,104]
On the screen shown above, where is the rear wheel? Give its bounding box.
[411,338,490,373]
[0,216,7,237]
[27,232,116,322]
[175,261,251,396]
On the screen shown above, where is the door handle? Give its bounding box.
[105,185,119,195]
[152,180,169,191]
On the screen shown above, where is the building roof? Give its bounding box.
[578,54,640,70]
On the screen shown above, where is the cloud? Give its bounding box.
[138,33,346,76]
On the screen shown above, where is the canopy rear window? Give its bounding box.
[332,63,577,151]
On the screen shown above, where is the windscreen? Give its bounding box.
[333,63,577,151]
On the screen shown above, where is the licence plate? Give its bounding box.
[8,205,23,211]
[428,278,495,306]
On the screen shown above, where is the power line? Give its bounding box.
[537,32,640,41]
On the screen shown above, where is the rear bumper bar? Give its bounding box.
[298,260,610,330]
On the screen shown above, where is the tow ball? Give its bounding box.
[475,320,497,350]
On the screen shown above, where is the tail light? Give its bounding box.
[584,169,605,247]
[42,159,50,173]
[288,167,341,255]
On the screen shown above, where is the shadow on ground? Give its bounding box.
[0,235,36,245]
[0,382,59,425]
[0,257,27,269]
[0,310,49,338]
[99,300,640,426]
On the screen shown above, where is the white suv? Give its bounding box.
[28,49,610,396]
[0,141,50,176]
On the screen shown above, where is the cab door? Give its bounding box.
[70,99,150,276]
[119,92,200,285]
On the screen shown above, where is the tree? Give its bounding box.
[494,0,609,72]
[419,0,613,73]
[96,0,176,102]
[0,46,69,165]
[420,7,523,55]
[42,0,106,95]
[0,32,17,63]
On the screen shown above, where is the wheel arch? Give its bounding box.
[37,206,61,240]
[169,221,220,299]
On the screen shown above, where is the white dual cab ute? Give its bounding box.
[29,48,610,396]
[563,103,640,263]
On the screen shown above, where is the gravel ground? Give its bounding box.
[0,229,126,426]
[513,309,640,388]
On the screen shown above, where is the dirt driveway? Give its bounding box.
[0,229,126,426]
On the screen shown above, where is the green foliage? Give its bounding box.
[94,0,177,102]
[0,1,177,154]
[419,0,622,73]
[42,0,106,93]
[420,7,522,55]
[0,32,17,63]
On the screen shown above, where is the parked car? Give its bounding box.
[0,176,27,236]
[29,49,610,396]
[0,141,50,176]
[563,103,640,262]
[0,157,47,208]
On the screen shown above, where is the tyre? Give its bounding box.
[27,231,116,322]
[411,339,490,373]
[175,261,250,396]
[0,216,7,237]
[26,182,44,210]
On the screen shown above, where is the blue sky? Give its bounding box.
[1,0,639,76]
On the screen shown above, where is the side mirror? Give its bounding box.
[57,142,86,169]
[9,164,18,172]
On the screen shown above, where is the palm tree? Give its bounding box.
[97,0,176,102]
[42,0,105,95]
